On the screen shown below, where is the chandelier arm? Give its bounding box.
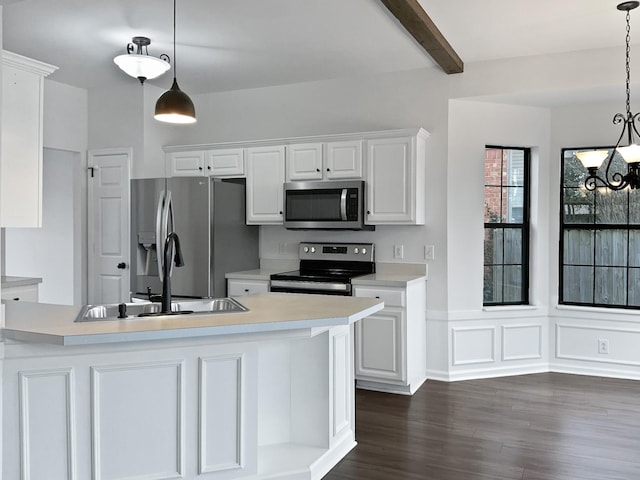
[603,115,631,187]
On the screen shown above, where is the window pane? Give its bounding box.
[503,265,523,302]
[629,231,640,267]
[595,188,628,224]
[507,150,525,187]
[628,268,640,306]
[595,230,627,266]
[563,230,594,265]
[504,228,523,264]
[484,186,502,222]
[594,267,627,305]
[505,186,524,222]
[484,228,504,265]
[563,152,588,187]
[563,266,594,303]
[563,187,595,224]
[630,190,640,224]
[484,148,503,186]
[483,265,503,303]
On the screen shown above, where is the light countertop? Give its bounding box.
[1,293,383,346]
[352,273,427,288]
[1,276,43,288]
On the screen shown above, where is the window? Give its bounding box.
[483,146,530,305]
[560,148,640,308]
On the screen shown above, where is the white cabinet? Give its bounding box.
[206,148,244,177]
[286,143,323,181]
[365,131,427,225]
[246,145,285,224]
[354,279,426,395]
[286,140,363,181]
[1,51,57,228]
[228,279,269,296]
[0,283,39,302]
[167,150,205,176]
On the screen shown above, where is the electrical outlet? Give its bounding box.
[424,245,435,261]
[598,338,609,354]
[393,244,404,259]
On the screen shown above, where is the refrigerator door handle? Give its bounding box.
[155,190,166,282]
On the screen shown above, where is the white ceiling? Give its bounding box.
[0,0,636,97]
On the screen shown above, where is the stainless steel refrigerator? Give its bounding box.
[130,177,259,299]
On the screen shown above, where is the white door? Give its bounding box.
[88,148,131,304]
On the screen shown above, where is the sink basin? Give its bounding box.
[75,298,248,322]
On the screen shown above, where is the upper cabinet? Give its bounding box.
[1,51,57,228]
[164,128,428,226]
[286,140,363,182]
[365,131,428,225]
[167,148,245,178]
[246,145,285,224]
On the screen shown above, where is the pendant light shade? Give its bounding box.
[155,0,196,124]
[155,78,196,124]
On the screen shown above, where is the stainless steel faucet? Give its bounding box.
[161,232,184,313]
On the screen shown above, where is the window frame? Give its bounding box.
[559,146,640,309]
[483,145,531,306]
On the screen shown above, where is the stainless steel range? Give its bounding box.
[270,242,375,296]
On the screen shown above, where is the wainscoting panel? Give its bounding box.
[19,368,76,480]
[556,323,640,367]
[199,355,243,474]
[452,327,496,366]
[502,324,543,361]
[91,361,184,480]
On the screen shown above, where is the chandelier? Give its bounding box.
[113,36,171,85]
[576,1,640,190]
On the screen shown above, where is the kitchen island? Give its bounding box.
[1,293,383,480]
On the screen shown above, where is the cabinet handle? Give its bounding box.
[279,211,283,214]
[375,296,380,299]
[117,262,126,269]
[326,168,330,172]
[13,297,20,301]
[244,289,249,292]
[199,166,203,171]
[316,168,320,172]
[367,210,371,214]
[207,165,211,170]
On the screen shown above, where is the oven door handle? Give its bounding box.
[270,280,350,292]
[340,188,348,221]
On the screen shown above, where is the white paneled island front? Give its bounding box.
[1,293,383,480]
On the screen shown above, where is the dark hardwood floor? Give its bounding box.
[324,373,640,480]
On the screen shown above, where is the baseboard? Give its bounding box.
[356,375,427,395]
[550,362,640,381]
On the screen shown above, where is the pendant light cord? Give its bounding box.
[172,0,177,80]
[626,8,632,119]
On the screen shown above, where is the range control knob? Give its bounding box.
[303,246,309,253]
[354,247,359,254]
[362,248,367,255]
[311,247,316,253]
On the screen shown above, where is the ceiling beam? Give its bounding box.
[380,0,464,74]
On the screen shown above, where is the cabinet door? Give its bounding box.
[354,309,405,382]
[326,140,363,180]
[206,148,245,177]
[167,151,205,177]
[365,136,416,224]
[286,143,323,181]
[246,146,285,224]
[227,279,269,296]
[1,64,44,227]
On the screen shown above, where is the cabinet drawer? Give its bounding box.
[354,286,405,307]
[228,279,269,296]
[1,284,39,302]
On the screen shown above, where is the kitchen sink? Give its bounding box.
[75,298,248,322]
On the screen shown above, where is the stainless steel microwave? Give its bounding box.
[283,180,373,230]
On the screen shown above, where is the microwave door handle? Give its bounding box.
[340,189,348,221]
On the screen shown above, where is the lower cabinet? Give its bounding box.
[2,326,355,479]
[227,279,269,296]
[354,280,426,395]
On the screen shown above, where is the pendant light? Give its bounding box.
[576,2,640,190]
[113,36,170,84]
[154,0,196,124]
